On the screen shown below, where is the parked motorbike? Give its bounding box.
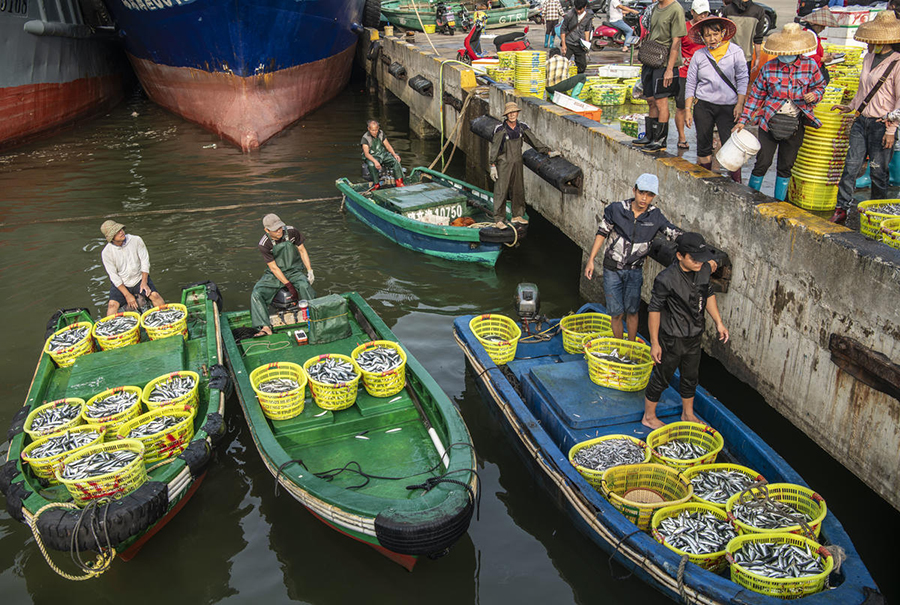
[456,13,531,63]
[591,9,643,51]
[436,1,457,35]
[457,5,474,32]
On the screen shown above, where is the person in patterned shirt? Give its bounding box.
[733,23,825,201]
[542,0,563,48]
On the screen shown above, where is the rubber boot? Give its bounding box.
[395,178,405,187]
[729,170,742,183]
[856,164,871,189]
[774,176,789,201]
[891,150,900,186]
[544,34,550,48]
[633,117,657,146]
[699,161,712,170]
[645,121,668,151]
[572,81,584,98]
[748,175,763,191]
[549,33,556,48]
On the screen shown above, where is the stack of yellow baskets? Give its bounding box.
[514,50,547,98]
[787,103,856,211]
[487,67,514,85]
[497,51,516,70]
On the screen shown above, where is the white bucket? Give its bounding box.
[716,129,761,172]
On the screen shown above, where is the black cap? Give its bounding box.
[676,232,715,262]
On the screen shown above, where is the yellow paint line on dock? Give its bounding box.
[658,156,717,178]
[756,202,851,235]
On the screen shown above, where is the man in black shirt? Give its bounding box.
[559,0,594,74]
[642,232,729,429]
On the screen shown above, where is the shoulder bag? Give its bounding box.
[639,39,669,69]
[856,59,899,115]
[704,52,738,95]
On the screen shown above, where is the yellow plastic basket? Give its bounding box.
[725,533,833,599]
[351,340,408,398]
[140,303,188,341]
[303,354,361,411]
[592,84,628,106]
[568,434,650,488]
[469,314,521,365]
[647,422,724,471]
[81,386,143,437]
[250,362,307,420]
[560,313,613,354]
[584,337,653,392]
[24,398,85,439]
[21,425,106,484]
[142,371,200,411]
[725,483,827,539]
[787,176,839,212]
[56,438,147,505]
[91,311,140,350]
[858,199,900,241]
[651,502,740,572]
[681,463,766,509]
[600,463,693,530]
[116,406,196,463]
[44,322,94,368]
[881,217,900,249]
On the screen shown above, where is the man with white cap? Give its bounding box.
[100,219,165,316]
[584,173,706,342]
[250,213,316,336]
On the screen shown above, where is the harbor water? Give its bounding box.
[0,80,897,604]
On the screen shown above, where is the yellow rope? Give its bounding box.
[410,2,440,56]
[29,502,116,581]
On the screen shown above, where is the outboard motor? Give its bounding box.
[271,286,298,311]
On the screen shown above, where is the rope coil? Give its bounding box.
[29,501,117,581]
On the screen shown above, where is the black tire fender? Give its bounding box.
[367,39,382,61]
[479,223,527,244]
[202,413,227,447]
[178,439,212,478]
[0,459,21,497]
[363,0,381,28]
[44,308,90,342]
[6,405,29,442]
[3,479,32,523]
[374,491,474,556]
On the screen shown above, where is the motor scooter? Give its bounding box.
[457,5,473,32]
[591,9,643,51]
[435,1,456,35]
[456,14,531,63]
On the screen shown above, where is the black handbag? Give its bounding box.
[767,113,800,141]
[639,39,669,69]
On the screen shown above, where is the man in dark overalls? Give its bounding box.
[488,102,558,228]
[250,213,316,336]
[361,120,404,189]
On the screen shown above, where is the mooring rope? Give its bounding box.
[29,501,117,581]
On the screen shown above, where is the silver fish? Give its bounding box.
[355,346,403,373]
[656,510,738,555]
[30,404,81,432]
[691,470,757,504]
[870,202,900,215]
[572,438,645,473]
[306,358,358,385]
[732,542,825,578]
[143,308,185,327]
[656,439,709,460]
[590,350,638,365]
[60,449,140,480]
[128,415,181,438]
[258,378,300,393]
[85,391,138,418]
[47,326,90,352]
[28,430,100,459]
[148,375,196,402]
[732,498,812,530]
[94,316,138,337]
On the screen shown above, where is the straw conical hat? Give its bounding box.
[688,16,738,46]
[855,10,900,45]
[763,23,816,56]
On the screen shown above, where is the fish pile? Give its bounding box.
[128,415,182,438]
[871,202,900,215]
[656,510,738,555]
[47,326,90,352]
[691,469,757,504]
[85,390,138,419]
[306,358,358,385]
[258,378,301,394]
[732,541,826,579]
[60,449,141,480]
[591,350,638,365]
[572,438,646,472]
[732,497,812,530]
[656,439,709,460]
[28,430,100,459]
[143,308,185,327]
[147,375,196,403]
[29,403,82,434]
[481,334,506,342]
[94,315,138,337]
[355,346,403,373]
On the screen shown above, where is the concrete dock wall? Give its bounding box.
[358,31,900,510]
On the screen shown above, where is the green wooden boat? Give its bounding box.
[381,0,532,31]
[0,283,227,579]
[335,167,527,266]
[221,292,477,570]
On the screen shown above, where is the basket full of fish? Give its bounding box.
[568,434,650,488]
[116,407,196,463]
[469,314,522,366]
[303,354,362,411]
[142,371,200,411]
[24,398,86,438]
[55,439,147,505]
[20,425,106,484]
[647,421,724,471]
[725,532,833,599]
[81,386,143,436]
[44,322,94,368]
[141,304,188,341]
[351,340,408,398]
[250,362,307,420]
[559,312,613,354]
[682,463,766,509]
[91,311,140,350]
[726,483,827,539]
[583,337,653,392]
[651,502,740,572]
[600,463,693,530]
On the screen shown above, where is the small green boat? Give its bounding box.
[221,292,477,570]
[335,167,527,265]
[0,283,227,578]
[381,0,532,31]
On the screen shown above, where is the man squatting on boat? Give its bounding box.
[100,219,165,316]
[362,120,404,189]
[251,213,316,336]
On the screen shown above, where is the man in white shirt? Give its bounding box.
[100,219,165,316]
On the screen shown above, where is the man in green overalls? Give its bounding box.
[488,102,559,229]
[361,120,404,189]
[250,213,316,336]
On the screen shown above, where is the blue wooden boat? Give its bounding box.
[335,167,526,266]
[453,302,882,604]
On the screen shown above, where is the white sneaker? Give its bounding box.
[495,221,509,229]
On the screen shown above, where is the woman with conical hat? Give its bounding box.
[733,23,826,201]
[831,10,900,224]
